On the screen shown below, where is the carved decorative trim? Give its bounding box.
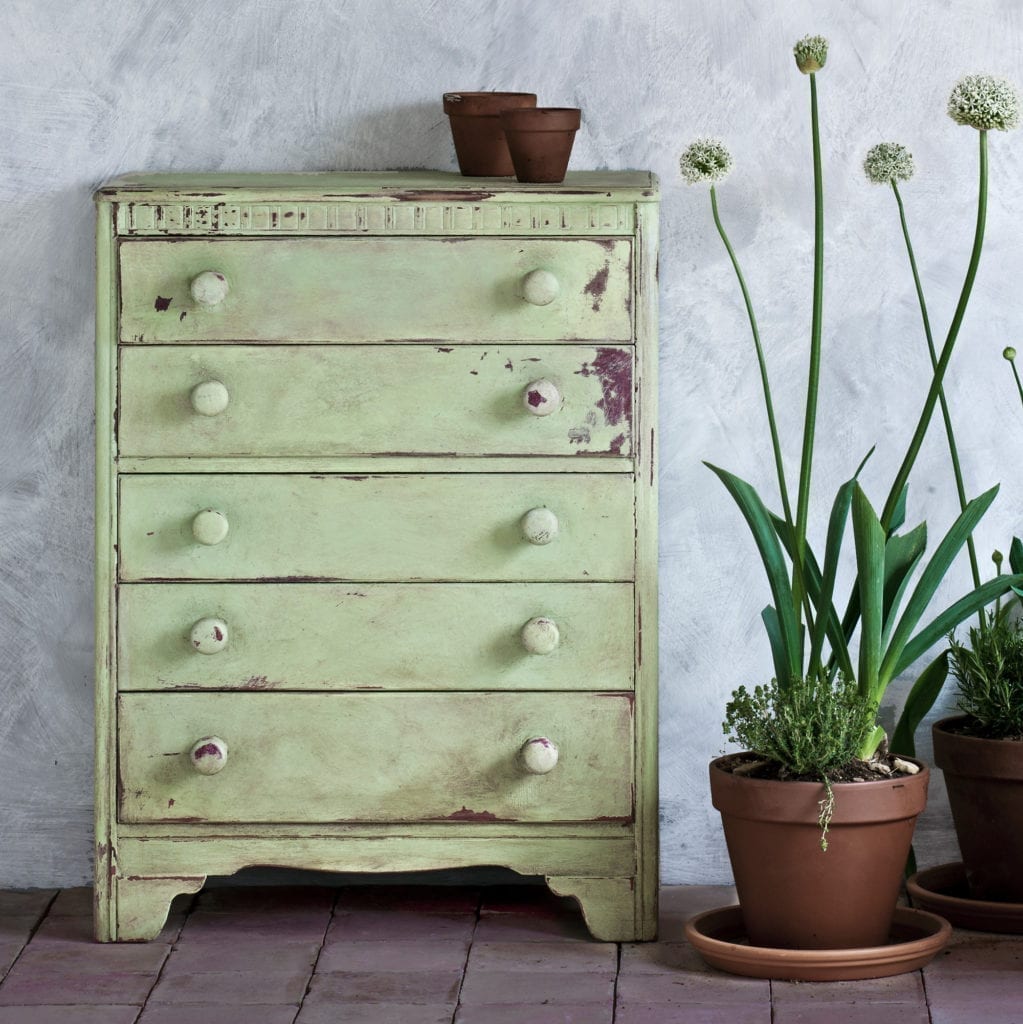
[116,201,635,236]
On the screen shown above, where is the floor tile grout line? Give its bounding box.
[290,888,340,1024]
[611,939,622,1024]
[450,888,483,1024]
[134,888,200,1021]
[920,966,934,1024]
[0,889,59,992]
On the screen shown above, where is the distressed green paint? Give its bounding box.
[120,237,632,344]
[118,345,634,457]
[118,473,636,583]
[118,583,635,692]
[118,692,634,824]
[633,200,661,940]
[95,172,658,943]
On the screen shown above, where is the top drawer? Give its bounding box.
[119,237,633,344]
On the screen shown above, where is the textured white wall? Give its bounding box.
[1,0,1021,887]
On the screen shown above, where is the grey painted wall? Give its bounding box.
[1,0,1021,887]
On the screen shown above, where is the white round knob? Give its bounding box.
[190,736,228,775]
[523,379,561,416]
[192,509,229,546]
[521,507,558,546]
[521,269,560,306]
[190,380,230,416]
[190,617,229,655]
[521,617,560,655]
[521,737,559,775]
[190,270,230,307]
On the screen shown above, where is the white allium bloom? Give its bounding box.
[679,138,733,185]
[948,75,1021,131]
[864,143,916,185]
[793,35,829,74]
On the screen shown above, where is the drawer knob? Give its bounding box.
[523,379,561,416]
[189,736,228,775]
[520,737,559,775]
[521,616,560,655]
[192,509,229,546]
[521,507,558,546]
[190,270,230,307]
[190,380,230,417]
[521,269,559,306]
[190,617,229,655]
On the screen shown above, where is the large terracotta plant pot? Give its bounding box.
[933,715,1023,902]
[710,755,929,949]
[443,92,537,177]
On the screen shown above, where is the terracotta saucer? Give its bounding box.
[908,862,1023,934]
[684,905,951,981]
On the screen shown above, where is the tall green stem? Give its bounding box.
[881,130,989,531]
[891,180,982,596]
[710,186,795,529]
[1009,355,1023,409]
[793,71,825,650]
[710,185,814,639]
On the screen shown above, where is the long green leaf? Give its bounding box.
[890,650,948,757]
[761,606,791,689]
[880,485,1000,685]
[892,573,1023,678]
[852,485,887,705]
[808,478,857,670]
[706,462,801,684]
[1010,536,1023,575]
[881,524,928,647]
[770,514,855,681]
[888,483,909,536]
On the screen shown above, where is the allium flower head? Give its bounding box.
[864,143,915,185]
[793,35,829,74]
[679,138,733,185]
[948,75,1021,131]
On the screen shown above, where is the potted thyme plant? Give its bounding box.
[680,36,1023,958]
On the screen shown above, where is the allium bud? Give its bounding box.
[793,35,829,74]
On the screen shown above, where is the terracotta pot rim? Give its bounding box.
[500,107,582,132]
[443,92,537,116]
[709,753,929,824]
[933,714,1023,780]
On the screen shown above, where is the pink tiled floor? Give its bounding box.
[0,884,1020,1023]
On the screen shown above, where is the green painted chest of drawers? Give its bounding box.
[94,172,659,942]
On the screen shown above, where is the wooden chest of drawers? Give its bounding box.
[94,172,659,942]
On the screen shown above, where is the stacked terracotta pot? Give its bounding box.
[443,92,581,183]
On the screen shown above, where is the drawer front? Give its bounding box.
[118,345,633,458]
[117,692,635,824]
[119,237,632,344]
[118,583,635,691]
[118,474,635,582]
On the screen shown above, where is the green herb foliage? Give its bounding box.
[949,608,1023,738]
[724,672,875,778]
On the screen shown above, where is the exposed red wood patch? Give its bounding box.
[576,348,632,426]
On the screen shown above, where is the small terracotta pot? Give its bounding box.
[710,755,929,949]
[443,92,537,177]
[499,108,581,184]
[933,715,1023,902]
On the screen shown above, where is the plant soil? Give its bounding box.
[940,716,1023,742]
[716,750,915,784]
